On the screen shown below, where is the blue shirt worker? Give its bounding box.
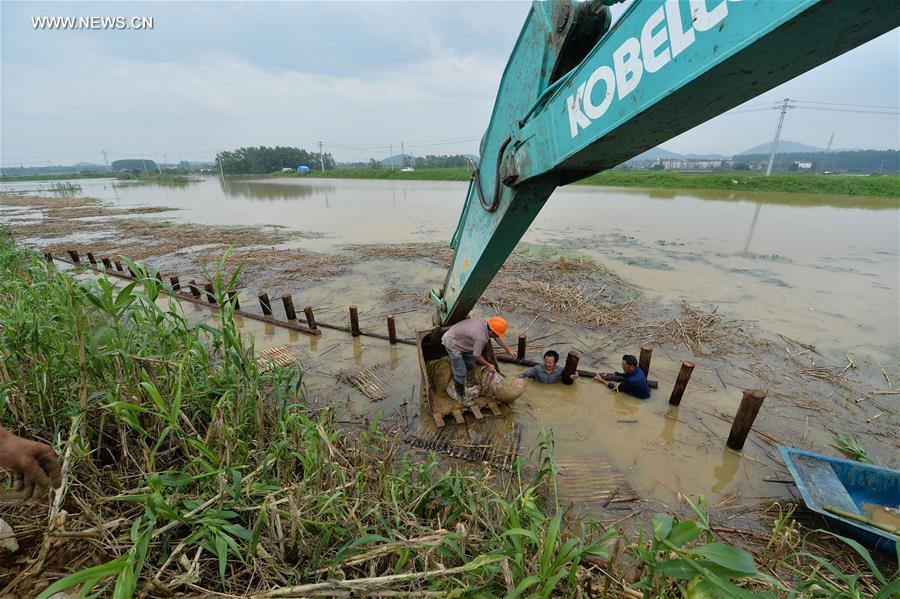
[593,354,651,399]
[441,316,515,405]
[516,350,578,384]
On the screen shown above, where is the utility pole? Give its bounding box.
[401,142,405,168]
[823,132,834,173]
[141,155,148,173]
[102,150,110,171]
[318,141,325,172]
[389,144,394,170]
[217,151,225,179]
[765,98,795,176]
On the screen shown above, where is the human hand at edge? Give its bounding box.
[0,428,61,499]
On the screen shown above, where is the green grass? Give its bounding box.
[1,234,893,596]
[290,167,472,181]
[578,171,900,198]
[0,172,111,182]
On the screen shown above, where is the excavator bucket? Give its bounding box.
[414,328,503,428]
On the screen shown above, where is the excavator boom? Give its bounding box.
[432,0,898,326]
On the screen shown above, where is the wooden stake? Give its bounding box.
[101,257,112,269]
[204,283,216,304]
[188,280,201,298]
[282,294,297,320]
[44,252,54,263]
[387,314,397,345]
[304,306,317,330]
[114,260,123,272]
[562,351,580,385]
[86,252,97,265]
[639,345,653,378]
[349,305,360,337]
[668,361,695,406]
[727,389,767,450]
[169,276,180,290]
[258,293,272,316]
[67,250,80,263]
[517,335,527,361]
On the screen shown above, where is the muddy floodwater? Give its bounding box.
[5,176,897,362]
[4,176,899,524]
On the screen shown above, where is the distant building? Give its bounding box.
[653,158,724,171]
[794,161,813,170]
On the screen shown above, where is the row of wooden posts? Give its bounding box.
[556,343,765,451]
[56,249,406,345]
[54,249,765,452]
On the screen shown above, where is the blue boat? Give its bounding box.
[779,446,899,556]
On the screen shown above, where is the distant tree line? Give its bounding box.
[111,159,159,172]
[216,146,334,174]
[739,150,898,173]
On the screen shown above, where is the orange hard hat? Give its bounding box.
[487,316,508,337]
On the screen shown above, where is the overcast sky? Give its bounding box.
[2,1,898,166]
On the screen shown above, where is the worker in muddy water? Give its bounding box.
[516,350,578,384]
[593,354,651,399]
[0,425,61,499]
[441,316,515,405]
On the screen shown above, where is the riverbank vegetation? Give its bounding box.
[0,235,895,597]
[296,168,900,197]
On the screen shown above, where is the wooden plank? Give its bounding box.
[470,405,484,420]
[433,413,446,428]
[452,410,465,425]
[486,401,502,417]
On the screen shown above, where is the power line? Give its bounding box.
[794,106,899,116]
[793,99,900,110]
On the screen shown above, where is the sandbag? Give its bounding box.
[482,371,527,403]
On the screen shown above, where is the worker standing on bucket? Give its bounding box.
[442,316,515,405]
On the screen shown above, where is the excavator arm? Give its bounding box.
[432,0,897,326]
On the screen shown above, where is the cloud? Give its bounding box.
[1,1,896,165]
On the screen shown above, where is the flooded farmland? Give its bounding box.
[2,176,898,523]
[4,176,897,363]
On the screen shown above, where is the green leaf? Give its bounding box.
[505,575,541,599]
[812,530,887,585]
[223,523,251,541]
[35,556,127,599]
[655,558,696,580]
[502,527,539,544]
[688,543,758,575]
[215,533,228,584]
[874,578,900,599]
[656,558,758,581]
[652,513,674,541]
[668,520,703,547]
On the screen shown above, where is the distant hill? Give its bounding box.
[738,140,825,155]
[631,147,683,160]
[628,147,726,162]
